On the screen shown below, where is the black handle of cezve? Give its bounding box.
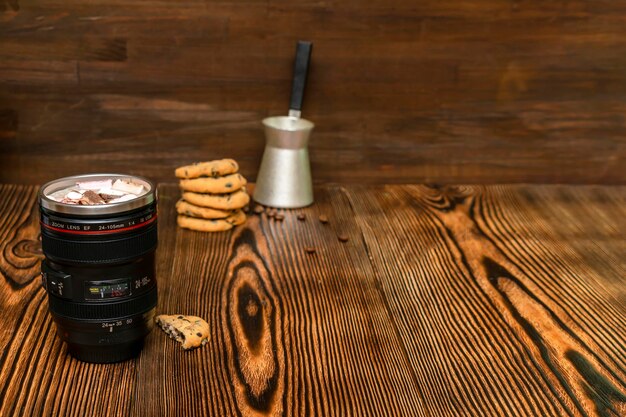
[289,41,313,114]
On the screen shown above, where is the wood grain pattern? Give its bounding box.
[345,184,626,416]
[0,183,624,416]
[131,184,423,416]
[1,1,626,184]
[0,184,139,417]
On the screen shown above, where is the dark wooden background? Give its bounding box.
[1,0,625,185]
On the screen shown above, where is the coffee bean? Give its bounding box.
[305,247,316,254]
[338,234,349,242]
[242,205,250,213]
[275,213,285,221]
[267,209,277,218]
[297,214,306,221]
[253,205,264,214]
[318,215,329,224]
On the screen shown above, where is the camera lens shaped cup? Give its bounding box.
[39,174,158,363]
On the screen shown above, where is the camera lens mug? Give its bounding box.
[39,174,158,363]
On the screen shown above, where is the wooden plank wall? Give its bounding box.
[1,0,625,185]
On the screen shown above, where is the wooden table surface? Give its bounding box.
[0,183,624,417]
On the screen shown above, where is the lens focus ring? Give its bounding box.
[42,224,157,264]
[48,286,157,320]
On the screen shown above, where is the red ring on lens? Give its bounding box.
[40,215,157,235]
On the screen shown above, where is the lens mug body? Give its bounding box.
[39,174,158,363]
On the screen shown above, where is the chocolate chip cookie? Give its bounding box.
[179,173,246,194]
[182,189,250,210]
[175,159,239,179]
[155,314,210,350]
[175,199,234,219]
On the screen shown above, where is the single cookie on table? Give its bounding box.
[182,189,250,211]
[155,314,210,350]
[179,173,246,194]
[176,199,235,219]
[175,159,239,179]
[177,212,246,232]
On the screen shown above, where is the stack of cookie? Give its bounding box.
[175,159,250,232]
